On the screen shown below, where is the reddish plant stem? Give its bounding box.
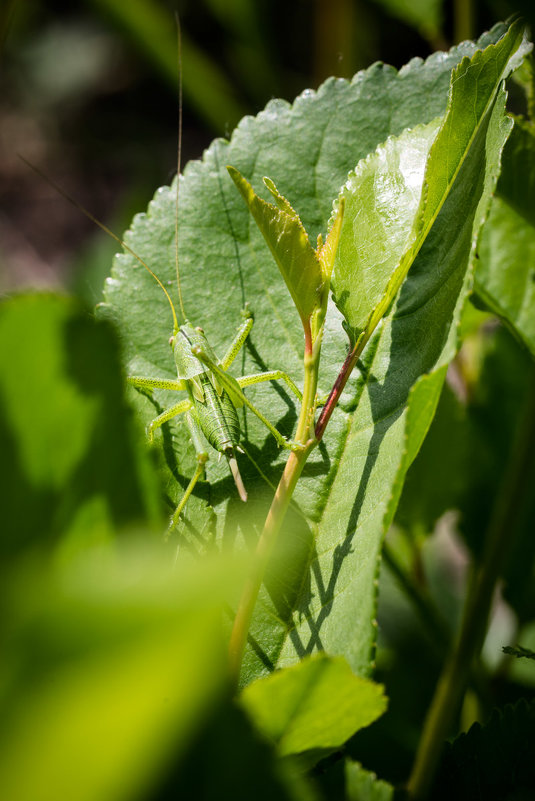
[315,327,369,440]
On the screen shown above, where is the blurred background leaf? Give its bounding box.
[430,700,535,800]
[475,117,535,355]
[2,0,534,301]
[347,319,535,786]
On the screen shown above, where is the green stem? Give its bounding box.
[228,340,320,687]
[407,369,535,799]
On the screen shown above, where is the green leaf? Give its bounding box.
[395,380,468,536]
[332,20,525,348]
[331,117,441,344]
[476,118,535,355]
[240,654,386,759]
[0,545,240,801]
[227,167,326,334]
[345,760,394,801]
[100,23,524,685]
[420,23,525,233]
[271,28,519,681]
[0,294,161,560]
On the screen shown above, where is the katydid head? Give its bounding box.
[173,323,218,380]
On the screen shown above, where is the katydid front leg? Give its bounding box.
[166,411,209,538]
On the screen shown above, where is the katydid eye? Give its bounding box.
[196,326,204,333]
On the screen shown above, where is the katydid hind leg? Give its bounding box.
[128,376,186,392]
[220,313,254,370]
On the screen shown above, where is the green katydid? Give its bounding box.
[126,280,303,532]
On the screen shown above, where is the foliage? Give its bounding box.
[2,17,535,801]
[430,700,535,800]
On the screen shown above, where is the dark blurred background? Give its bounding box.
[0,0,533,301]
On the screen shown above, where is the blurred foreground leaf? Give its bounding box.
[0,545,241,801]
[0,294,161,560]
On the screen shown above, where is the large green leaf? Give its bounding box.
[476,118,535,355]
[273,27,521,680]
[100,23,525,685]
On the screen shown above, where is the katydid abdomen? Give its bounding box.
[187,373,246,502]
[173,322,247,501]
[188,374,240,453]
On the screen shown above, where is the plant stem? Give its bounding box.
[228,340,319,687]
[228,443,314,685]
[315,326,369,440]
[407,369,535,799]
[229,316,383,685]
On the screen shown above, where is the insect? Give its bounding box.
[22,26,302,534]
[127,301,302,532]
